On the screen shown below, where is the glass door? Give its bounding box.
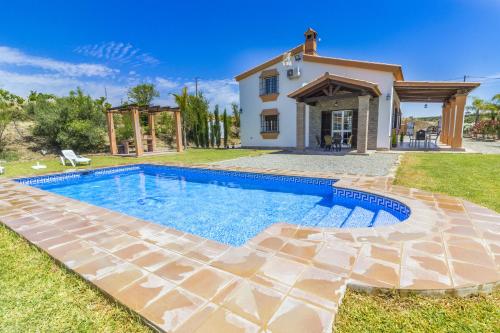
[331,110,353,146]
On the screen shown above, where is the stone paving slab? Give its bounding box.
[0,163,499,332]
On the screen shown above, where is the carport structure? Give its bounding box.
[105,104,183,157]
[394,81,480,149]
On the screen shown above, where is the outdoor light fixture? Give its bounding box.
[334,101,338,107]
[424,104,428,109]
[240,108,243,113]
[386,93,391,101]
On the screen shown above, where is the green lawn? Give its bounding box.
[394,153,500,212]
[0,225,152,332]
[335,289,499,333]
[0,148,271,178]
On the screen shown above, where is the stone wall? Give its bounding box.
[308,97,379,149]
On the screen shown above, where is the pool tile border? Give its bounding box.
[1,162,499,333]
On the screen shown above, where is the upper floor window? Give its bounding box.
[259,69,279,96]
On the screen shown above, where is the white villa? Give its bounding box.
[235,28,479,152]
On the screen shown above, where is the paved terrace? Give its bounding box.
[0,164,499,333]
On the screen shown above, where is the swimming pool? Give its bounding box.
[16,164,411,246]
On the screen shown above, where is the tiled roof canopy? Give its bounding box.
[288,72,381,104]
[394,81,480,102]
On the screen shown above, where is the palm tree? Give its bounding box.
[492,94,500,120]
[171,87,189,149]
[470,97,487,124]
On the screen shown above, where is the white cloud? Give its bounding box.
[75,42,159,66]
[155,77,179,89]
[187,78,239,111]
[0,69,126,105]
[0,44,239,111]
[0,46,117,77]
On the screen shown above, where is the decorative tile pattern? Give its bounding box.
[1,162,499,332]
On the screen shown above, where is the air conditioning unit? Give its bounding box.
[287,66,301,79]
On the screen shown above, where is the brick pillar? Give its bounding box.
[447,98,456,146]
[296,102,306,150]
[131,108,143,157]
[451,94,467,148]
[357,95,370,154]
[106,112,117,155]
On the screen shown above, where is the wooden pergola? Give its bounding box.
[394,81,480,149]
[105,104,183,157]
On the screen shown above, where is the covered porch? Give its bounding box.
[394,81,480,150]
[105,104,183,157]
[289,72,381,154]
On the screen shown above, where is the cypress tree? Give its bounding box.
[214,105,221,148]
[223,108,229,148]
[209,113,215,147]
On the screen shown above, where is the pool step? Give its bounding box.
[341,206,375,228]
[371,210,400,227]
[316,205,352,228]
[300,205,331,226]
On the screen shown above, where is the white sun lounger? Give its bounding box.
[60,150,91,167]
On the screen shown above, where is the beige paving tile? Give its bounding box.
[93,263,147,297]
[293,266,346,306]
[211,247,268,277]
[193,307,260,333]
[115,274,175,311]
[280,239,322,260]
[181,267,235,300]
[141,288,206,332]
[112,241,158,261]
[256,255,307,286]
[173,303,218,333]
[132,248,180,272]
[154,257,204,284]
[266,296,334,333]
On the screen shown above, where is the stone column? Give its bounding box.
[175,111,184,152]
[296,102,306,150]
[357,95,370,154]
[447,98,456,146]
[131,107,143,157]
[106,112,117,155]
[147,113,156,152]
[451,94,467,148]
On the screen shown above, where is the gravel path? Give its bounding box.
[463,138,500,154]
[213,152,400,176]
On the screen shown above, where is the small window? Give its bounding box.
[261,115,279,133]
[259,75,279,96]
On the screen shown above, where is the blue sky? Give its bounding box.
[0,0,499,116]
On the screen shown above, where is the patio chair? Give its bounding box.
[60,150,91,167]
[0,166,4,175]
[332,133,342,152]
[415,130,427,147]
[427,130,440,148]
[323,135,332,151]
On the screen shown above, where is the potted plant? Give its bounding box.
[399,131,404,143]
[391,129,398,148]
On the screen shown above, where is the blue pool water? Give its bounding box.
[17,165,410,246]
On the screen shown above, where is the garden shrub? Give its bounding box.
[27,88,108,153]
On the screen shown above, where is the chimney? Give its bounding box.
[304,28,318,55]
